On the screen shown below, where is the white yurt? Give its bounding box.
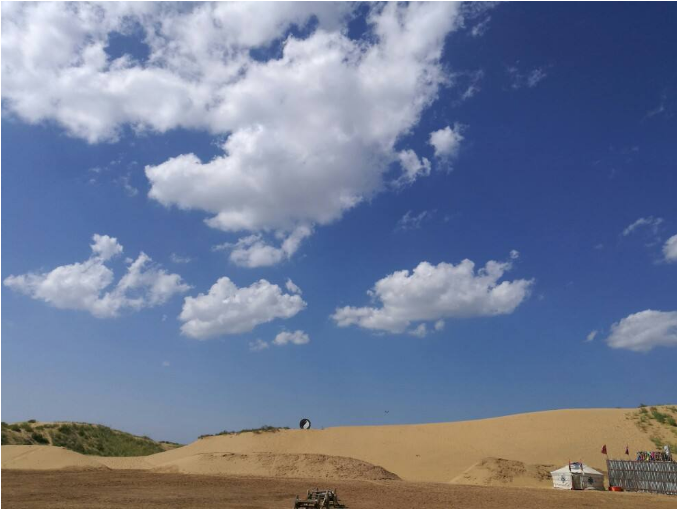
[551,462,605,490]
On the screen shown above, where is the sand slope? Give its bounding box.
[143,408,663,483]
[3,407,674,486]
[1,445,107,471]
[152,452,400,480]
[1,446,398,481]
[449,457,556,488]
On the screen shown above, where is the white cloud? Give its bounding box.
[249,339,270,352]
[273,330,310,346]
[460,70,484,100]
[526,68,547,88]
[226,226,312,268]
[143,1,463,240]
[510,249,520,260]
[586,330,598,342]
[471,17,491,37]
[285,278,302,295]
[434,319,445,331]
[179,277,306,339]
[396,210,433,231]
[162,360,171,367]
[508,66,548,89]
[662,234,677,263]
[605,310,677,352]
[1,2,352,142]
[118,174,139,197]
[170,253,192,264]
[622,216,664,237]
[2,3,469,267]
[91,233,123,260]
[395,150,431,187]
[429,124,464,159]
[409,324,428,338]
[3,234,190,318]
[332,254,533,334]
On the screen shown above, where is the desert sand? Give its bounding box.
[97,407,662,483]
[2,408,667,484]
[1,445,106,471]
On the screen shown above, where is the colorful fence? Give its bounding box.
[607,459,677,495]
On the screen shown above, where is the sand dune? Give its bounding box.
[449,457,555,488]
[1,445,107,471]
[2,446,397,481]
[3,407,673,487]
[141,408,661,483]
[152,452,400,480]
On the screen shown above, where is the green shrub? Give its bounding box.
[27,419,37,423]
[31,432,49,444]
[650,407,668,424]
[9,424,21,432]
[1,433,8,445]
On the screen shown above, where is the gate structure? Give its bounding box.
[607,459,677,495]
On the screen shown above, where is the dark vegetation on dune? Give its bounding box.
[1,421,181,456]
[631,405,677,453]
[198,425,290,439]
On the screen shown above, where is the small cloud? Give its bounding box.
[526,68,547,88]
[285,278,302,295]
[170,253,192,264]
[594,243,604,250]
[409,323,428,338]
[162,360,170,367]
[471,16,490,37]
[249,339,269,352]
[586,330,598,342]
[459,70,484,101]
[273,330,310,346]
[212,242,231,252]
[622,216,664,237]
[394,149,431,188]
[396,210,433,231]
[663,234,677,263]
[643,92,672,121]
[118,173,139,197]
[434,320,445,332]
[510,249,520,260]
[429,124,465,160]
[162,314,168,322]
[507,65,548,89]
[604,310,677,352]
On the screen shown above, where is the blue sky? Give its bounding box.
[2,2,676,444]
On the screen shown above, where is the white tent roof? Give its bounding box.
[551,464,603,476]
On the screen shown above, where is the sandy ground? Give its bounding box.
[3,469,675,509]
[449,458,556,488]
[126,408,660,483]
[3,408,671,485]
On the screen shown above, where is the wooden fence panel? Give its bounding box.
[607,460,677,495]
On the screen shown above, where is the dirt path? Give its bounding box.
[2,469,675,509]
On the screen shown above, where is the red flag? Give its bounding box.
[625,446,629,455]
[601,444,607,455]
